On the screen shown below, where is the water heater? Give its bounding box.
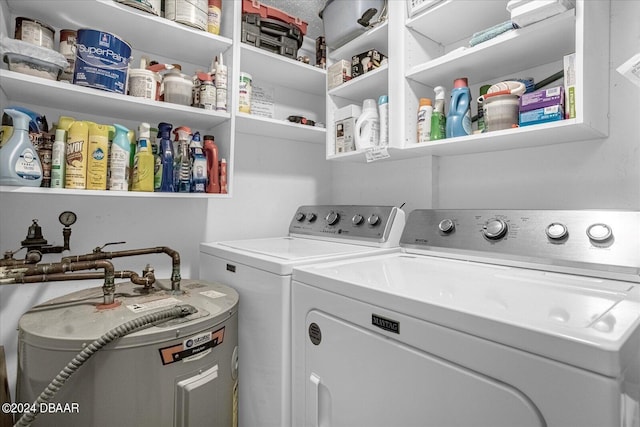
[16,279,238,427]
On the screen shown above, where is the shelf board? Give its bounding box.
[406,9,576,87]
[406,0,510,46]
[5,0,233,65]
[328,21,389,61]
[235,113,326,144]
[1,70,230,130]
[328,64,389,101]
[328,119,606,162]
[240,45,326,96]
[0,186,231,198]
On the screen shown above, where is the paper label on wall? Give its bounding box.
[250,83,275,118]
[126,297,182,313]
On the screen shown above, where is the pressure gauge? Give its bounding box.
[59,211,77,226]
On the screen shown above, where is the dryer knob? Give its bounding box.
[295,212,306,222]
[352,214,364,225]
[587,223,612,243]
[438,219,455,234]
[546,223,568,240]
[483,219,508,240]
[326,212,340,226]
[368,214,381,226]
[307,213,317,222]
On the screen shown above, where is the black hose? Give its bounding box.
[14,304,197,427]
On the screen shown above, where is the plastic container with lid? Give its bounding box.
[1,37,68,81]
[163,71,193,105]
[128,68,161,100]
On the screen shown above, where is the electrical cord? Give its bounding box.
[14,304,197,427]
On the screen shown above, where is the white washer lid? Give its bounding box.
[200,237,396,275]
[292,253,640,377]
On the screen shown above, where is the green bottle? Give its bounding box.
[430,86,446,140]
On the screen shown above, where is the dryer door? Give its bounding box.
[304,310,545,427]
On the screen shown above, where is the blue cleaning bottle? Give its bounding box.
[0,109,43,186]
[446,77,472,138]
[189,132,207,193]
[157,122,175,192]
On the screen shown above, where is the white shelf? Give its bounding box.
[328,64,389,101]
[236,113,325,144]
[0,70,230,130]
[240,45,326,96]
[0,186,231,198]
[406,10,576,87]
[328,21,389,61]
[5,0,233,63]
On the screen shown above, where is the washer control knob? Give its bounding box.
[483,219,508,240]
[546,223,568,240]
[587,223,612,243]
[367,214,381,226]
[295,212,306,222]
[352,214,364,226]
[438,219,455,234]
[307,213,317,222]
[326,212,340,226]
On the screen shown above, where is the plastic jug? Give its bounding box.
[354,98,380,150]
[0,108,43,186]
[446,77,472,138]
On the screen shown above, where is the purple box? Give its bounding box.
[519,86,564,112]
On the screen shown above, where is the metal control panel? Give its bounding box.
[400,210,640,281]
[289,205,401,243]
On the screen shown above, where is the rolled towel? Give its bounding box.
[469,20,519,47]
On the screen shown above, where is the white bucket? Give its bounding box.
[481,94,520,132]
[128,68,161,100]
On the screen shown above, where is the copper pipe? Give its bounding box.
[15,270,156,288]
[62,246,181,292]
[0,250,42,266]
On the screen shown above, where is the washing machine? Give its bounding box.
[199,205,405,427]
[291,209,640,427]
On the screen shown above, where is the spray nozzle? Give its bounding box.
[173,126,192,142]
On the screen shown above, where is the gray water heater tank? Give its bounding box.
[16,279,239,427]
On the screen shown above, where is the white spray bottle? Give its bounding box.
[0,109,43,186]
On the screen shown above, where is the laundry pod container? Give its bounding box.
[16,279,239,427]
[482,93,520,132]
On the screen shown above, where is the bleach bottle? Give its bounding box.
[0,108,43,186]
[446,77,472,138]
[157,122,175,192]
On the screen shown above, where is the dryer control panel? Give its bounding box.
[400,209,640,281]
[289,205,405,245]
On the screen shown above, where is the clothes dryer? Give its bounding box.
[199,205,405,427]
[292,209,640,427]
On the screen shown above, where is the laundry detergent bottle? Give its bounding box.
[0,108,43,186]
[446,77,472,138]
[354,98,380,150]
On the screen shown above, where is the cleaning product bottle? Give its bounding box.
[108,124,131,191]
[65,120,89,189]
[214,54,228,112]
[189,132,207,193]
[354,98,380,150]
[378,95,389,146]
[127,129,136,189]
[219,157,228,194]
[86,122,109,190]
[430,86,446,141]
[157,122,175,192]
[132,122,155,192]
[0,108,43,186]
[417,98,433,143]
[446,77,472,138]
[50,128,66,188]
[174,126,192,192]
[203,134,220,193]
[207,0,222,35]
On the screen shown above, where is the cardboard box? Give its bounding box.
[519,86,564,112]
[519,105,564,127]
[564,53,576,119]
[327,59,351,90]
[351,49,387,78]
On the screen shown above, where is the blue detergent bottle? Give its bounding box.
[157,122,175,192]
[446,77,472,138]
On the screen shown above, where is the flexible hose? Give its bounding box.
[14,304,197,427]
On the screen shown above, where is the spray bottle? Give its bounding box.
[173,126,192,192]
[446,77,472,138]
[203,134,220,193]
[189,132,208,193]
[430,86,446,141]
[157,122,175,192]
[0,109,43,186]
[108,124,131,191]
[132,122,155,192]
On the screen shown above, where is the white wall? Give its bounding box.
[332,1,640,210]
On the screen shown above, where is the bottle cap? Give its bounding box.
[434,86,445,100]
[55,128,66,141]
[419,98,432,107]
[362,98,377,111]
[453,77,468,88]
[378,95,388,105]
[139,122,151,139]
